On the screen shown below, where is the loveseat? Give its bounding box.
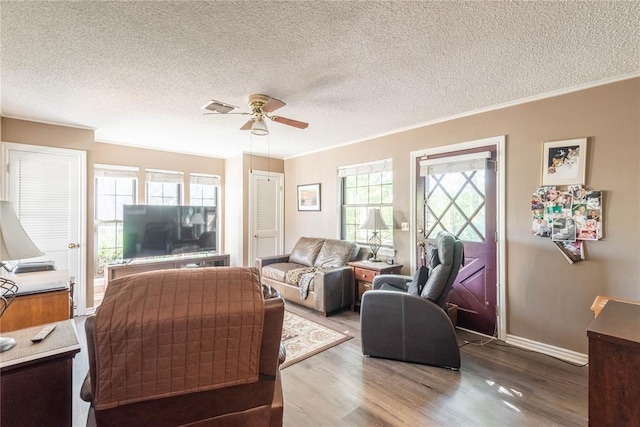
[256,237,359,316]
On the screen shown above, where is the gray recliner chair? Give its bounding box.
[360,231,464,370]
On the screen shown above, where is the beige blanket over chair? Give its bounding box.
[93,267,265,410]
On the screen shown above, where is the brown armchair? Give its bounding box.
[81,267,285,426]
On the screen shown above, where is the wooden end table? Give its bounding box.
[0,319,81,426]
[348,260,403,311]
[1,270,72,333]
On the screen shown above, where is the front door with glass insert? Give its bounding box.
[419,147,497,336]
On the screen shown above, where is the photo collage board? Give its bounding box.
[531,185,603,261]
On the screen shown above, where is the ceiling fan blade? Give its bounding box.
[262,97,286,113]
[271,116,309,129]
[240,119,254,130]
[203,111,250,115]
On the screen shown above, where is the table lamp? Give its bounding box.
[0,201,45,352]
[190,212,205,236]
[360,208,389,262]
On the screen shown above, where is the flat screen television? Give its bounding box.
[122,205,217,259]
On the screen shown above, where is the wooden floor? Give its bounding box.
[72,304,588,426]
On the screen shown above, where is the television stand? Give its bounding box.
[104,253,230,286]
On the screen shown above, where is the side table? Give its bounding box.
[1,270,72,332]
[0,319,81,427]
[348,261,403,311]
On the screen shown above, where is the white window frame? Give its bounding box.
[145,169,183,205]
[338,159,394,255]
[94,164,138,277]
[189,173,221,252]
[189,173,220,207]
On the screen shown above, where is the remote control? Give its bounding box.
[31,324,57,343]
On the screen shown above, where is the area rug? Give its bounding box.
[280,311,352,369]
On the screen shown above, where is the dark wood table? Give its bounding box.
[586,300,640,426]
[348,260,403,311]
[0,319,81,427]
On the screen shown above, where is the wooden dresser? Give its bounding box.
[586,300,640,426]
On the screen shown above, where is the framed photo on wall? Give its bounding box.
[542,138,587,186]
[297,183,321,211]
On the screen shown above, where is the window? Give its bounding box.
[189,174,220,250]
[420,151,493,242]
[339,160,393,248]
[94,165,138,277]
[145,169,183,205]
[189,174,220,207]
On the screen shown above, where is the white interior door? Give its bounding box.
[5,144,86,315]
[249,170,283,265]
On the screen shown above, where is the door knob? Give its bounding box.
[68,243,80,249]
[417,241,425,248]
[254,234,259,238]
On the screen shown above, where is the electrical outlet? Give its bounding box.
[401,222,409,231]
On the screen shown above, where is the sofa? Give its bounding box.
[256,237,359,316]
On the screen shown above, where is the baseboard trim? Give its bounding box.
[506,334,588,365]
[456,326,496,341]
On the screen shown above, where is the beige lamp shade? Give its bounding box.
[360,208,388,262]
[190,213,205,225]
[360,208,389,230]
[0,201,44,261]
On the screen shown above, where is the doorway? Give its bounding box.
[249,170,284,264]
[3,143,87,315]
[411,136,505,339]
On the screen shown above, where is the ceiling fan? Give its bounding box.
[202,94,309,136]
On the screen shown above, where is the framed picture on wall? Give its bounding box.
[297,183,321,211]
[542,138,587,186]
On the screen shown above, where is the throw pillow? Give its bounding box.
[407,265,429,296]
[314,240,355,268]
[421,264,452,302]
[289,237,325,267]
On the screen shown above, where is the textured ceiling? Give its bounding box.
[1,1,639,159]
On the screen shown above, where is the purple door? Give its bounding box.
[417,146,497,336]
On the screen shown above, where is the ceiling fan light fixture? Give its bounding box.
[251,118,269,136]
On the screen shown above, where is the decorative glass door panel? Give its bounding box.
[425,170,486,242]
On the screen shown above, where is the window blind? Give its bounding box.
[337,159,392,177]
[190,174,221,186]
[419,151,492,176]
[145,169,184,184]
[95,164,139,178]
[18,155,70,241]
